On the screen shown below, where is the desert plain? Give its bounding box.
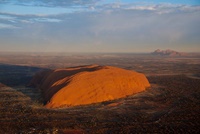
[0,52,200,133]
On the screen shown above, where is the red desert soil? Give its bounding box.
[30,65,150,108]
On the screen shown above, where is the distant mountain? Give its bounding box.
[152,49,187,56]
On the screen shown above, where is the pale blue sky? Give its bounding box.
[0,0,200,52]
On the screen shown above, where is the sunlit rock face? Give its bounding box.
[30,65,150,108]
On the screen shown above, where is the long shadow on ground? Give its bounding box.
[0,63,47,86]
[0,63,49,101]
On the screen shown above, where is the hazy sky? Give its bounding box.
[0,0,200,53]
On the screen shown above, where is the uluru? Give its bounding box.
[30,65,150,108]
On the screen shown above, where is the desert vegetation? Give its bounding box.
[0,53,200,133]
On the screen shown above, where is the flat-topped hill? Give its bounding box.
[30,65,150,108]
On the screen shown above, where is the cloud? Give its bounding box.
[0,1,200,52]
[1,0,101,7]
[0,4,81,16]
[0,23,19,29]
[96,3,200,14]
[30,18,62,23]
[0,14,16,20]
[125,6,156,11]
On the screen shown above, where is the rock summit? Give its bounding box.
[30,65,150,108]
